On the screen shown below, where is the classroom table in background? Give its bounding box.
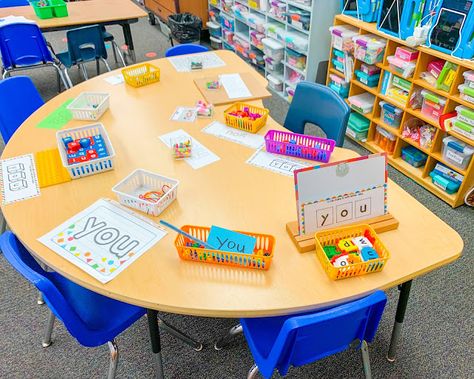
[0,51,463,375]
[0,0,147,62]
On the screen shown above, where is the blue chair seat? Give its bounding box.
[56,48,97,68]
[165,43,209,57]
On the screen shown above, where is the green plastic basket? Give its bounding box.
[31,0,68,19]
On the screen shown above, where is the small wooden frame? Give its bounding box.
[286,213,399,253]
[193,72,272,106]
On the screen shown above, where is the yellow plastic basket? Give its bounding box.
[314,224,390,280]
[174,225,275,270]
[224,103,269,133]
[122,63,160,87]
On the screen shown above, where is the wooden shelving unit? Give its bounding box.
[327,14,474,208]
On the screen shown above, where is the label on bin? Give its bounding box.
[446,150,464,165]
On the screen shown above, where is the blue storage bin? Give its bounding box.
[401,146,427,168]
[355,69,380,87]
[379,100,403,127]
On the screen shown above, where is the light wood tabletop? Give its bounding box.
[0,0,147,29]
[1,50,463,318]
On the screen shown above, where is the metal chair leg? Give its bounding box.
[96,59,100,76]
[158,317,203,351]
[214,323,243,350]
[79,64,88,80]
[53,63,70,90]
[101,57,112,72]
[63,69,73,88]
[42,310,55,348]
[361,340,372,379]
[247,364,259,379]
[111,42,118,64]
[107,340,119,379]
[37,291,45,305]
[112,40,126,67]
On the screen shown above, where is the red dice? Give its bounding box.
[67,141,81,152]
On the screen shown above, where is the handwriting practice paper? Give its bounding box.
[202,121,264,149]
[104,74,124,85]
[160,129,220,169]
[167,52,226,72]
[246,149,310,176]
[38,199,167,284]
[0,154,40,204]
[170,107,197,122]
[219,73,252,99]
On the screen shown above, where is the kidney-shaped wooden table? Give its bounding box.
[1,51,463,377]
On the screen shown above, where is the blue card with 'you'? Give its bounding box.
[207,226,257,254]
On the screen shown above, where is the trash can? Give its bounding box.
[168,13,202,44]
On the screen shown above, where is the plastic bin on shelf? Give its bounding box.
[286,66,304,85]
[463,70,474,88]
[112,169,179,216]
[458,84,474,104]
[374,126,396,154]
[361,63,380,76]
[429,163,464,194]
[210,36,222,49]
[395,46,419,62]
[329,24,358,53]
[401,146,427,168]
[329,74,350,98]
[208,7,220,23]
[250,30,265,50]
[269,0,286,20]
[421,90,447,121]
[220,12,235,31]
[355,70,380,87]
[380,101,403,127]
[286,48,306,70]
[353,34,386,65]
[286,86,295,102]
[267,74,283,92]
[285,31,308,53]
[455,105,474,126]
[222,29,234,45]
[206,21,221,38]
[442,136,474,171]
[286,8,310,31]
[346,112,370,141]
[265,22,285,40]
[67,92,110,121]
[453,120,474,140]
[348,92,375,115]
[387,55,416,78]
[262,38,284,62]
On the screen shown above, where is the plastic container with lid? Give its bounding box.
[206,21,221,38]
[380,101,403,127]
[220,12,235,31]
[401,146,427,168]
[395,46,419,62]
[250,30,265,50]
[222,29,234,44]
[329,74,350,98]
[286,66,304,85]
[262,38,285,62]
[287,8,311,31]
[353,34,386,65]
[429,163,464,194]
[285,31,308,53]
[421,90,447,121]
[329,24,358,53]
[463,70,474,88]
[355,69,380,87]
[442,136,474,170]
[267,73,283,92]
[346,112,370,141]
[286,86,295,102]
[453,119,474,140]
[374,126,396,154]
[458,84,474,104]
[387,55,416,78]
[455,105,474,127]
[361,63,380,76]
[265,22,285,39]
[269,0,286,20]
[348,92,375,115]
[427,60,445,79]
[286,48,306,70]
[210,36,222,50]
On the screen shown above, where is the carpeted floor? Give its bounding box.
[0,15,473,379]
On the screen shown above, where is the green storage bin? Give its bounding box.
[346,112,370,141]
[31,0,68,19]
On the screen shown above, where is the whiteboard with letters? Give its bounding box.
[294,153,388,235]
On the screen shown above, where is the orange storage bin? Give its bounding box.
[224,103,269,133]
[174,225,275,270]
[315,224,390,280]
[122,63,160,87]
[373,126,396,154]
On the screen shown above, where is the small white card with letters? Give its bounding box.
[0,154,40,205]
[294,153,388,235]
[202,121,264,149]
[170,107,197,123]
[246,148,310,177]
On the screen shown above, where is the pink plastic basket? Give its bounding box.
[264,130,336,163]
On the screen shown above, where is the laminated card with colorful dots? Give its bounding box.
[38,199,167,284]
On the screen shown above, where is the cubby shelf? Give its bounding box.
[329,14,474,208]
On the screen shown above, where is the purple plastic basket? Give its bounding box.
[264,130,336,163]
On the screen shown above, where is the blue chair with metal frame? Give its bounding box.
[215,291,387,379]
[0,231,145,379]
[165,43,209,57]
[283,81,350,147]
[0,21,71,89]
[101,26,126,67]
[0,76,44,144]
[55,24,112,82]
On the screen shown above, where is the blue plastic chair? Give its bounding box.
[56,24,111,82]
[165,43,209,57]
[0,76,44,144]
[0,231,145,379]
[0,22,71,88]
[283,81,350,147]
[0,0,29,7]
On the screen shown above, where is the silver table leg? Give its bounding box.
[158,318,203,351]
[42,310,55,348]
[107,340,119,379]
[247,364,259,379]
[361,340,372,379]
[37,291,45,305]
[214,324,243,350]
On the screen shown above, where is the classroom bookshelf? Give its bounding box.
[207,0,338,102]
[327,14,474,208]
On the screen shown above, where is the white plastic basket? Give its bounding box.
[67,92,110,121]
[112,169,179,216]
[56,123,116,179]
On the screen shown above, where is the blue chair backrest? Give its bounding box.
[0,22,54,69]
[274,291,386,375]
[0,0,29,7]
[165,43,209,57]
[66,24,108,63]
[283,81,350,147]
[0,76,44,143]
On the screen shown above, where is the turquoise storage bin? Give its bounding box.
[355,69,380,87]
[346,112,370,141]
[401,146,427,168]
[380,100,403,127]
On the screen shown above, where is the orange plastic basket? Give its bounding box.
[314,224,390,280]
[174,225,275,270]
[224,103,269,133]
[122,63,160,87]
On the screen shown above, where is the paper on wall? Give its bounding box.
[38,199,167,284]
[0,154,40,204]
[160,129,220,169]
[202,121,264,149]
[246,148,310,177]
[219,73,252,99]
